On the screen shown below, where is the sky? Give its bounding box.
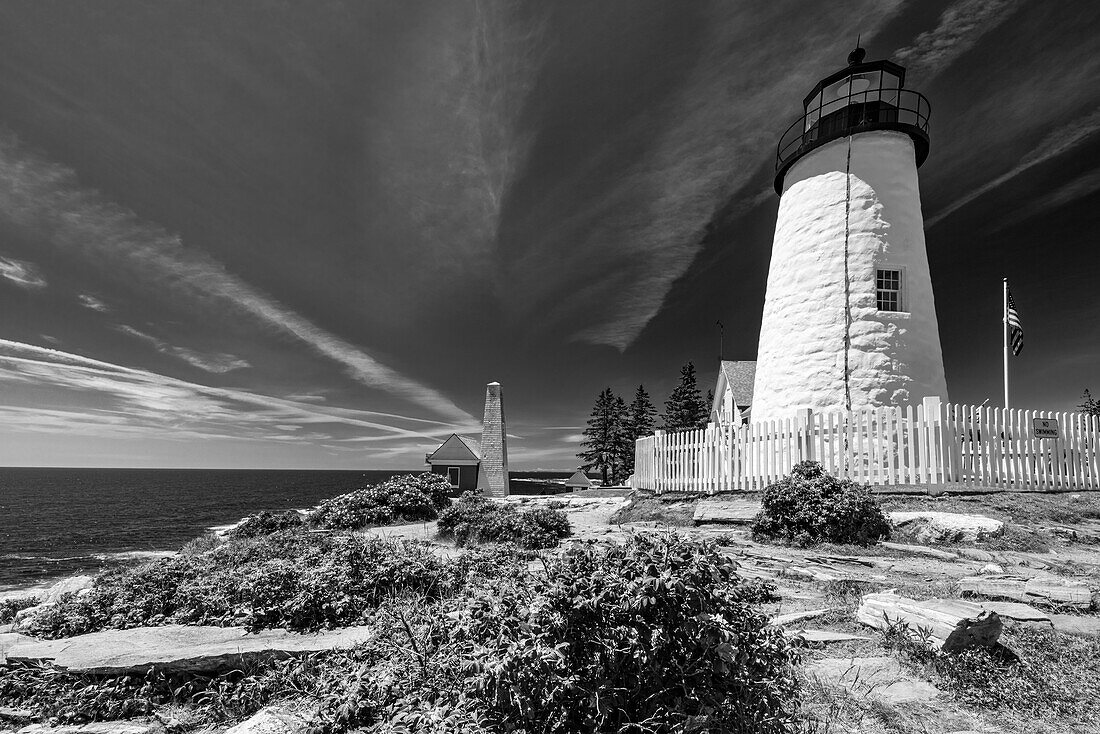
[0,0,1097,469]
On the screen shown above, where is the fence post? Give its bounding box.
[795,408,813,464]
[923,396,942,484]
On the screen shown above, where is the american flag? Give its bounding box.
[1007,288,1023,356]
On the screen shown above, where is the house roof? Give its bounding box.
[565,470,594,488]
[426,433,481,463]
[713,360,757,412]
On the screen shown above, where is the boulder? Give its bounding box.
[857,592,1002,651]
[42,576,96,604]
[806,656,940,704]
[693,498,761,525]
[225,707,310,734]
[888,511,1004,543]
[3,624,374,675]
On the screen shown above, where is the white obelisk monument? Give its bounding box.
[752,46,948,420]
[477,381,509,497]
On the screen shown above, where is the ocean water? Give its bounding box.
[0,468,573,592]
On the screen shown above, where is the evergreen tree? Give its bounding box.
[662,362,710,432]
[609,394,633,484]
[579,387,625,485]
[1081,389,1100,417]
[628,385,658,441]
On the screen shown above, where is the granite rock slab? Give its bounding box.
[0,632,38,664]
[807,656,940,704]
[16,724,164,734]
[888,511,1003,543]
[693,499,761,525]
[3,624,374,675]
[1049,614,1100,638]
[225,707,309,734]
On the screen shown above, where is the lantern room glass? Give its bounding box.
[804,69,903,133]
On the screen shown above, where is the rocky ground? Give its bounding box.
[3,488,1099,734]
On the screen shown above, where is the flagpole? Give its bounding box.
[1003,277,1009,410]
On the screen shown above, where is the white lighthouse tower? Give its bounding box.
[751,46,948,420]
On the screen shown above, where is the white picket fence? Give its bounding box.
[633,397,1100,494]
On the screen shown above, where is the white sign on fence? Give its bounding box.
[1033,418,1059,439]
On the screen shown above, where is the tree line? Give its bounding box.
[577,362,712,485]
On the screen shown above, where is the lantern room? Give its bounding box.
[774,46,931,193]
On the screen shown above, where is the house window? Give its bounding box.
[447,467,460,487]
[876,269,902,312]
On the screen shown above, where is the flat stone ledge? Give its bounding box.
[16,723,164,734]
[1049,614,1100,638]
[806,655,941,704]
[3,624,374,675]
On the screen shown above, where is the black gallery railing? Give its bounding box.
[775,88,931,173]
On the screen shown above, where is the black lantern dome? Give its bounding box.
[773,46,931,194]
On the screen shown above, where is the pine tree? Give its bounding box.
[1081,389,1100,418]
[579,387,623,485]
[662,362,710,432]
[609,394,633,484]
[628,385,658,441]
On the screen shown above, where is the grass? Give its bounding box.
[888,519,1053,553]
[608,492,698,526]
[891,624,1100,732]
[881,491,1100,527]
[797,623,1100,734]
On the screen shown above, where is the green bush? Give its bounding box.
[0,595,39,624]
[22,530,453,637]
[309,473,451,530]
[437,494,571,550]
[454,533,796,733]
[752,461,890,546]
[231,510,305,538]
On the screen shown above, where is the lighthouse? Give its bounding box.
[751,46,948,420]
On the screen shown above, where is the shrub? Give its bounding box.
[373,473,452,521]
[437,494,571,550]
[22,530,454,637]
[752,461,890,546]
[0,595,39,624]
[231,510,305,538]
[309,473,451,530]
[455,533,797,733]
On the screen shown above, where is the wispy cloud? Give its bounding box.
[0,339,474,451]
[0,256,46,289]
[77,293,109,312]
[894,0,1025,80]
[927,106,1100,227]
[986,168,1100,234]
[366,1,543,296]
[505,2,906,350]
[117,324,250,374]
[0,132,472,423]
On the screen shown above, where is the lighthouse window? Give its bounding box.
[876,269,903,312]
